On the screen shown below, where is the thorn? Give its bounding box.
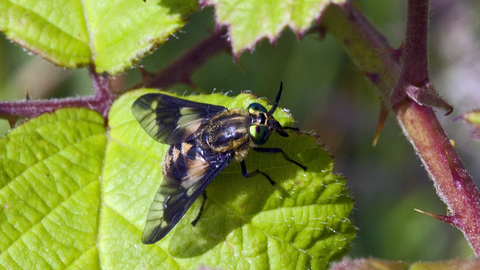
[449,139,456,148]
[375,43,404,62]
[446,206,452,216]
[7,118,17,128]
[405,83,454,115]
[364,71,380,84]
[393,47,403,62]
[356,68,380,85]
[373,101,389,146]
[25,84,30,101]
[138,66,152,78]
[414,208,455,224]
[25,85,31,100]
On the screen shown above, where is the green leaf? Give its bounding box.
[0,90,355,269]
[0,108,105,269]
[203,0,347,55]
[0,0,198,74]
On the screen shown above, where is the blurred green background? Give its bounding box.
[1,0,479,262]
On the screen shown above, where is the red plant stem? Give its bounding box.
[0,65,116,122]
[396,102,480,255]
[0,97,96,119]
[322,2,480,255]
[394,0,480,255]
[90,67,116,120]
[402,0,429,85]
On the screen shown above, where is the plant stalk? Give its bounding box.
[0,65,116,123]
[322,1,480,255]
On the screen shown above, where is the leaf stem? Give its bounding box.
[0,65,116,123]
[394,0,480,255]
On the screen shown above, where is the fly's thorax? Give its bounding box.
[198,108,252,153]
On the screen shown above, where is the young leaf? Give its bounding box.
[0,0,198,74]
[202,0,347,55]
[0,90,355,269]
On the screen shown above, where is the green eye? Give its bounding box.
[248,103,267,114]
[249,125,270,145]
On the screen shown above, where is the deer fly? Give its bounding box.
[131,82,306,244]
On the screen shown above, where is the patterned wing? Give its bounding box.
[142,142,233,244]
[132,93,227,144]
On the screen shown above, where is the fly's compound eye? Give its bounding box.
[249,125,270,145]
[248,103,267,115]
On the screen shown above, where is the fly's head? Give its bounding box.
[247,82,289,146]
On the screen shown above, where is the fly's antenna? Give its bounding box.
[268,82,283,115]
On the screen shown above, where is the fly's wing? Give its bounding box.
[142,143,233,244]
[132,93,227,144]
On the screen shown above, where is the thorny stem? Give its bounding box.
[394,0,480,255]
[0,65,116,124]
[322,1,480,255]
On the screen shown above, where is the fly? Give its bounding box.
[131,82,306,244]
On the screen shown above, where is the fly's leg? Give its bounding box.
[241,160,276,186]
[252,147,307,171]
[191,191,207,226]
